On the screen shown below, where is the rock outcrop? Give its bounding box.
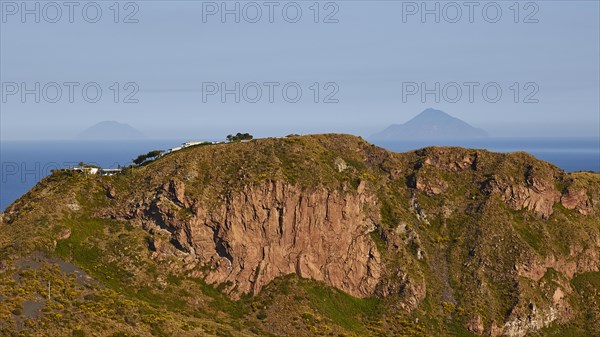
[561,187,593,215]
[411,176,448,196]
[140,180,384,298]
[484,175,560,219]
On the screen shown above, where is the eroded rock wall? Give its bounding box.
[141,180,383,298]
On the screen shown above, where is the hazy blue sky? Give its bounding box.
[1,0,599,140]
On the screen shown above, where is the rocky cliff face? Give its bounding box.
[139,179,383,298]
[483,169,593,219]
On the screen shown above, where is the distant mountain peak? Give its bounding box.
[424,108,459,118]
[420,108,446,116]
[370,109,488,141]
[76,121,145,140]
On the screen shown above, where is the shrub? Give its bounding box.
[226,133,253,142]
[256,310,267,320]
[72,329,85,337]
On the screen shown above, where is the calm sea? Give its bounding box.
[1,138,599,211]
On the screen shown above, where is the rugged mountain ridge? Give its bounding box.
[1,134,599,337]
[141,179,383,298]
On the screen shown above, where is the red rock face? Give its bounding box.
[485,177,561,219]
[485,176,594,220]
[414,176,448,196]
[500,183,560,219]
[145,180,383,298]
[560,187,593,215]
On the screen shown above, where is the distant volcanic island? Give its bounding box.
[370,108,488,142]
[76,121,145,140]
